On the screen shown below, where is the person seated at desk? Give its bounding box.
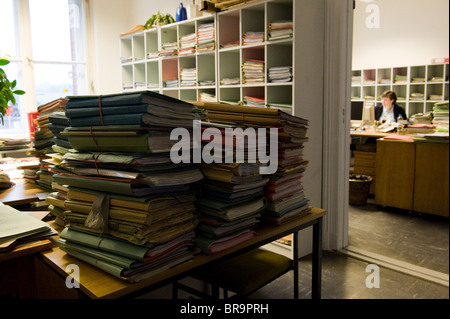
[375,90,407,123]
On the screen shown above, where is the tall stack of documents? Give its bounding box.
[432,101,449,132]
[179,33,196,56]
[242,31,264,45]
[194,126,269,254]
[268,21,293,41]
[180,68,197,87]
[159,41,178,57]
[31,98,68,191]
[197,22,215,52]
[242,59,265,84]
[50,91,205,281]
[198,102,312,226]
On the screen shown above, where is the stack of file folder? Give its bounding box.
[50,91,205,281]
[242,59,265,84]
[180,68,197,87]
[242,31,264,45]
[198,102,312,226]
[432,101,449,132]
[268,21,293,41]
[268,66,293,83]
[197,22,215,52]
[30,98,68,191]
[195,161,268,254]
[179,33,196,56]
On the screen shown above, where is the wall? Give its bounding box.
[352,0,449,69]
[89,0,197,94]
[89,0,130,94]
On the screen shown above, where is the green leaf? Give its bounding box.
[11,80,16,88]
[0,58,10,66]
[13,89,25,95]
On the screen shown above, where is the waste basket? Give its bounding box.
[349,174,372,206]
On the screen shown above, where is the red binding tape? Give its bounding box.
[98,95,104,126]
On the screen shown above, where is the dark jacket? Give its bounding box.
[375,103,407,122]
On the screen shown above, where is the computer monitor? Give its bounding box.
[362,101,375,126]
[351,100,364,121]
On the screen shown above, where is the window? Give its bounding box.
[0,0,88,136]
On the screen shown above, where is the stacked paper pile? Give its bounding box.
[267,21,293,41]
[410,112,433,125]
[199,92,217,102]
[30,98,68,191]
[242,59,265,84]
[0,137,30,152]
[197,22,215,52]
[268,66,293,83]
[410,92,425,101]
[48,91,205,282]
[194,123,269,254]
[179,33,196,56]
[180,68,197,87]
[432,101,449,131]
[198,103,311,226]
[243,96,265,107]
[164,78,179,88]
[220,77,240,85]
[159,41,178,57]
[32,98,67,152]
[242,31,264,45]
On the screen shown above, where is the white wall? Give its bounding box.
[89,0,198,94]
[352,0,449,69]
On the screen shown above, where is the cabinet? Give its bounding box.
[352,63,449,118]
[119,0,295,114]
[353,150,376,195]
[375,139,449,217]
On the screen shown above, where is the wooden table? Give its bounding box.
[0,180,46,207]
[0,239,52,298]
[350,128,390,139]
[37,208,326,299]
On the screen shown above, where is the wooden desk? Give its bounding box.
[0,180,45,207]
[0,239,52,298]
[375,139,449,217]
[350,129,390,139]
[36,208,326,299]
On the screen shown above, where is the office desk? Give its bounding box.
[0,180,46,207]
[350,129,390,139]
[0,239,52,298]
[36,208,326,299]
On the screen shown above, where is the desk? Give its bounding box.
[0,180,46,207]
[350,129,390,139]
[376,139,449,217]
[0,239,52,298]
[36,208,326,299]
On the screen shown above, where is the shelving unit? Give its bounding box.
[119,0,295,114]
[352,63,449,118]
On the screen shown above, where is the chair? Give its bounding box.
[173,248,294,299]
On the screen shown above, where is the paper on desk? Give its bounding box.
[383,134,414,141]
[0,205,51,245]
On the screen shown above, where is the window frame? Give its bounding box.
[0,0,94,137]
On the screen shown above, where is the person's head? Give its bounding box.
[381,90,397,109]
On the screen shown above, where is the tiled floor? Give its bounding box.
[247,199,449,299]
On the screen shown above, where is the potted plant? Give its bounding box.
[144,11,175,29]
[0,57,25,125]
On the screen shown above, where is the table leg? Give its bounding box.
[293,231,299,299]
[312,217,323,299]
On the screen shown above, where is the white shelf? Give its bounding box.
[352,63,449,116]
[119,0,295,113]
